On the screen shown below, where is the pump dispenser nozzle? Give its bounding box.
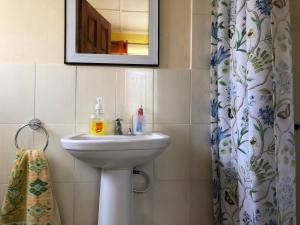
[95,97,103,112]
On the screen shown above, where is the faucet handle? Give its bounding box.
[114,118,123,135]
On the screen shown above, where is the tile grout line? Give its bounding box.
[152,69,155,129]
[190,2,194,70]
[69,66,77,217]
[188,69,193,220]
[189,69,193,126]
[151,159,155,225]
[154,178,213,183]
[34,64,37,118]
[153,69,157,125]
[33,64,37,146]
[152,74,157,181]
[115,69,118,121]
[74,66,78,132]
[73,66,77,184]
[72,181,76,225]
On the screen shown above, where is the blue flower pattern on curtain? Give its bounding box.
[210,0,296,224]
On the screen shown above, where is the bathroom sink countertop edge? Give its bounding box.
[61,132,171,151]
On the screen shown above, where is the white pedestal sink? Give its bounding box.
[61,133,170,225]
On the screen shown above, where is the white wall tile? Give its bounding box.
[0,64,35,123]
[153,181,189,225]
[133,162,154,225]
[154,124,190,181]
[191,69,210,123]
[295,130,300,179]
[53,183,74,225]
[35,64,76,124]
[116,68,154,124]
[154,69,191,124]
[34,125,75,182]
[0,184,8,204]
[190,124,211,180]
[290,3,300,180]
[192,14,211,70]
[0,124,33,184]
[74,159,101,183]
[291,0,300,21]
[74,182,100,225]
[190,181,213,225]
[76,67,117,124]
[75,123,89,133]
[133,188,153,225]
[297,179,300,221]
[192,0,211,14]
[295,66,300,178]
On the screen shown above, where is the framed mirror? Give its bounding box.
[65,0,159,66]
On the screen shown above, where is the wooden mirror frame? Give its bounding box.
[64,0,159,66]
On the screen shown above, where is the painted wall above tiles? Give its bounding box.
[0,0,191,69]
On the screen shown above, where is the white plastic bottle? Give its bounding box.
[132,105,144,135]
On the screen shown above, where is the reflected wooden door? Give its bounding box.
[77,0,111,54]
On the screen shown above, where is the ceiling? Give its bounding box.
[87,0,149,34]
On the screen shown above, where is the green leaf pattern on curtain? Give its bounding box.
[210,0,296,224]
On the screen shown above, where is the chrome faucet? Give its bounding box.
[114,118,123,135]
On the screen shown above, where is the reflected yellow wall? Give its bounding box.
[111,33,148,45]
[127,44,149,55]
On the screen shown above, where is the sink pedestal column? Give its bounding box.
[98,169,132,225]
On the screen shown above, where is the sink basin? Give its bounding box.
[61,132,170,225]
[61,133,170,169]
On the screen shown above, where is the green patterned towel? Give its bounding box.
[0,149,61,225]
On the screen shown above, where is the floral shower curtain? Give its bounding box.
[210,0,296,224]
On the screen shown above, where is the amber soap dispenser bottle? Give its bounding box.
[89,97,107,135]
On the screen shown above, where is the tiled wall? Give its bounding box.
[0,0,212,225]
[0,64,212,225]
[0,0,212,220]
[190,0,213,224]
[1,0,298,225]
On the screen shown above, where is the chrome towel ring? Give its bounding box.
[15,119,49,151]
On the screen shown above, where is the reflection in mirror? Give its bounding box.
[65,0,158,65]
[76,0,149,56]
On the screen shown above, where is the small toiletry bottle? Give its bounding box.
[89,97,107,135]
[132,105,144,134]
